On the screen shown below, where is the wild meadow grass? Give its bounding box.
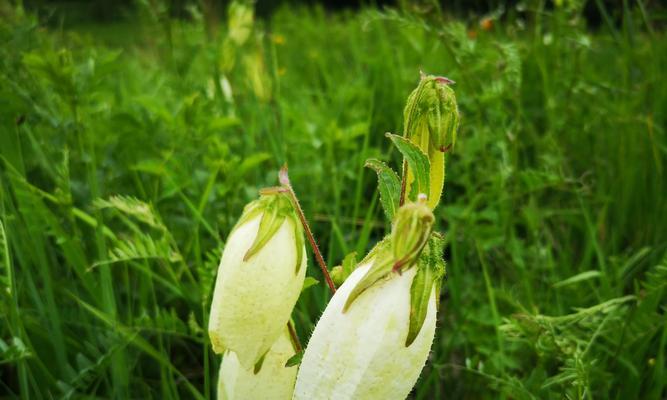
[1,2,666,398]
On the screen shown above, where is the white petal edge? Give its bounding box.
[294,259,437,400]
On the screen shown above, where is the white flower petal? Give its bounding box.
[294,260,437,400]
[209,214,306,368]
[218,329,297,400]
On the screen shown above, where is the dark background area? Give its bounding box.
[20,0,667,29]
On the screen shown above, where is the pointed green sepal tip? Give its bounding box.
[342,243,393,313]
[343,199,434,313]
[240,192,300,262]
[253,352,267,375]
[405,233,446,347]
[293,217,305,274]
[285,351,303,368]
[331,252,358,287]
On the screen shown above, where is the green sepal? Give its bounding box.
[386,133,430,201]
[342,242,395,312]
[406,261,435,347]
[403,78,429,138]
[428,83,459,150]
[292,216,305,274]
[253,352,267,375]
[434,270,444,313]
[391,200,434,272]
[244,205,287,261]
[359,236,390,265]
[242,193,294,261]
[231,200,264,235]
[339,236,391,311]
[331,251,358,286]
[403,75,459,151]
[405,233,446,346]
[285,351,303,368]
[365,159,401,220]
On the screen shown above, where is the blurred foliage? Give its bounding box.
[1,0,666,398]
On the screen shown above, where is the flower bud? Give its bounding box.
[391,195,434,272]
[217,328,297,400]
[293,254,438,400]
[208,192,307,369]
[294,201,443,399]
[404,74,459,152]
[403,74,459,209]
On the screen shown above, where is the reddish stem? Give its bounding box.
[287,320,302,353]
[279,166,337,294]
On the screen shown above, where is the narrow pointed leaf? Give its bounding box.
[365,159,401,220]
[386,133,430,201]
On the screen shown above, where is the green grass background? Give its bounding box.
[1,1,666,398]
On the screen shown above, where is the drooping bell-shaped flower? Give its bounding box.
[218,328,298,400]
[208,191,307,369]
[403,73,459,209]
[294,200,445,400]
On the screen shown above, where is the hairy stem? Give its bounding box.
[279,166,336,294]
[287,320,302,353]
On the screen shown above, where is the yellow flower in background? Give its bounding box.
[271,34,286,45]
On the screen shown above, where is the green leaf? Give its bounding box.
[285,351,303,367]
[553,270,601,288]
[406,265,435,347]
[365,159,401,220]
[386,133,430,201]
[301,277,319,292]
[0,220,11,297]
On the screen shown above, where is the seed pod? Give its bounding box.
[217,329,298,400]
[293,253,438,400]
[208,192,306,369]
[403,74,459,209]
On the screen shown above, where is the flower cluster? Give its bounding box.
[208,71,458,399]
